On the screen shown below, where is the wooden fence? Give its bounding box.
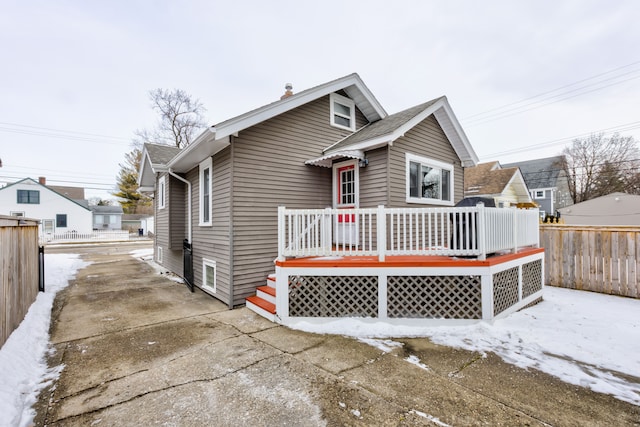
[540,224,640,298]
[1,216,41,348]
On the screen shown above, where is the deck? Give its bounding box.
[247,206,544,326]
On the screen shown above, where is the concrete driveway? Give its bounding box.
[34,242,639,426]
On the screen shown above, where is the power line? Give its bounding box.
[0,121,131,141]
[462,60,640,126]
[480,120,640,159]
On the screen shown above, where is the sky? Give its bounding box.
[0,250,638,427]
[1,0,640,200]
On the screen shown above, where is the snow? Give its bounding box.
[293,287,640,406]
[0,254,89,427]
[0,253,638,427]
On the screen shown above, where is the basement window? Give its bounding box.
[202,258,216,293]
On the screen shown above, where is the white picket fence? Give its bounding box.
[40,230,132,244]
[278,205,540,261]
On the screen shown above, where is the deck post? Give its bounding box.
[323,207,332,253]
[377,205,386,262]
[512,206,518,254]
[481,273,494,321]
[277,206,285,261]
[476,203,487,261]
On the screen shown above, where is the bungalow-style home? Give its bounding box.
[139,73,481,307]
[502,156,573,217]
[139,73,543,326]
[463,161,533,208]
[558,192,640,226]
[91,205,124,230]
[0,177,93,234]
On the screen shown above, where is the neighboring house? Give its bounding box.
[463,161,533,207]
[0,177,93,234]
[122,214,154,235]
[91,205,124,230]
[558,192,640,226]
[503,156,572,217]
[138,73,479,308]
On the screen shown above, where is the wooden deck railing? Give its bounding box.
[278,205,540,261]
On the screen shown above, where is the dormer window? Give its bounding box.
[330,93,355,131]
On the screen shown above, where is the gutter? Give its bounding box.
[168,170,192,243]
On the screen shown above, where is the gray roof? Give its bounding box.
[325,98,443,153]
[144,143,182,164]
[502,156,564,190]
[90,205,124,214]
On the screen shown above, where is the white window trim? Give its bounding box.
[405,153,455,206]
[202,258,216,293]
[199,157,213,226]
[534,190,545,199]
[158,176,166,210]
[156,246,163,263]
[332,159,359,208]
[10,211,25,217]
[330,93,356,132]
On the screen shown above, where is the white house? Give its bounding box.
[0,178,93,234]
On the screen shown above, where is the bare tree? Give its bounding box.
[135,88,207,148]
[561,133,640,203]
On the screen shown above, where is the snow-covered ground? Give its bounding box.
[1,251,638,427]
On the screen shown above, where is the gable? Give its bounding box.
[167,73,387,173]
[0,178,91,211]
[465,163,531,202]
[312,97,478,168]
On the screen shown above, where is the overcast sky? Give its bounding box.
[1,0,639,200]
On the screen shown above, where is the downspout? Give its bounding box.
[228,135,235,309]
[168,170,192,243]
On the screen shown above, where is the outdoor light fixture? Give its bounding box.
[359,158,369,167]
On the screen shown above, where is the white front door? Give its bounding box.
[333,160,359,245]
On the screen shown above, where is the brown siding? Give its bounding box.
[360,146,389,207]
[388,115,464,208]
[230,95,363,306]
[154,173,185,278]
[168,175,186,249]
[190,147,233,306]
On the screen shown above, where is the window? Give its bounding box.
[534,190,545,199]
[42,219,54,234]
[406,153,454,205]
[94,215,103,224]
[330,93,355,131]
[158,176,166,209]
[199,158,212,226]
[17,189,40,204]
[156,246,163,263]
[56,214,67,227]
[10,211,25,217]
[202,259,216,292]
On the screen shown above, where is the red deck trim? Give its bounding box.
[257,285,276,297]
[276,247,544,268]
[246,296,276,314]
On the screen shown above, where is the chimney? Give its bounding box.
[280,83,293,100]
[39,176,46,185]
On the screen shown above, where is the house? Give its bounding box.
[558,192,640,226]
[463,161,533,207]
[122,213,154,235]
[0,177,93,235]
[139,73,482,304]
[502,156,573,217]
[91,205,124,230]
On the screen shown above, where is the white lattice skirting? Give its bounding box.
[275,251,544,327]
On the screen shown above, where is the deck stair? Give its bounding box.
[246,274,277,322]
